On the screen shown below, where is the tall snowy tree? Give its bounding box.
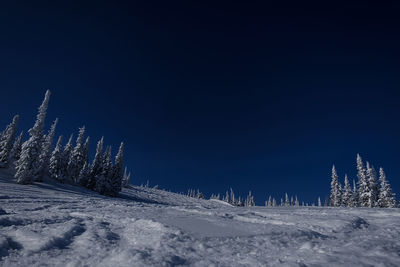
[15,90,51,184]
[87,137,104,190]
[330,165,342,207]
[61,134,74,182]
[77,161,90,187]
[83,136,90,165]
[67,126,86,183]
[109,142,124,196]
[318,197,322,207]
[95,146,112,195]
[351,179,359,207]
[357,154,370,207]
[49,136,64,182]
[366,162,379,207]
[342,174,352,207]
[0,115,19,167]
[377,168,396,208]
[36,118,58,181]
[10,131,23,162]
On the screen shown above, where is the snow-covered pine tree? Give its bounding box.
[366,162,379,207]
[377,167,396,208]
[0,115,19,167]
[15,90,51,184]
[67,126,86,183]
[245,191,255,207]
[83,136,90,166]
[351,179,359,207]
[268,195,272,207]
[121,167,131,188]
[11,131,23,162]
[49,136,64,182]
[95,145,112,195]
[108,142,124,197]
[61,134,74,182]
[318,197,322,207]
[342,174,352,207]
[330,165,342,207]
[295,196,299,207]
[272,198,277,207]
[87,137,104,190]
[285,193,290,207]
[36,118,58,181]
[77,161,90,187]
[230,188,236,205]
[357,154,370,207]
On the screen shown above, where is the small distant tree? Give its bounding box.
[285,193,290,207]
[318,197,322,207]
[351,179,359,207]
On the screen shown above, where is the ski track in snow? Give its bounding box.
[1,170,400,266]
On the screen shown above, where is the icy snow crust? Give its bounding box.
[1,171,400,266]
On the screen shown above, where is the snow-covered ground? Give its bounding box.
[1,170,400,267]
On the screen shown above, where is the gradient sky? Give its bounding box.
[1,1,400,204]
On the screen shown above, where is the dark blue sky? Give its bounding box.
[1,1,400,204]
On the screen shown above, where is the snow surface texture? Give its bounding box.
[1,170,400,266]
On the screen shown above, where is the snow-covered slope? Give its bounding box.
[1,171,400,267]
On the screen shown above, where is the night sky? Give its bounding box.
[1,1,400,204]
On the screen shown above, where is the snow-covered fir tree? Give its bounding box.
[121,167,131,188]
[61,134,74,182]
[357,154,370,207]
[272,198,277,207]
[36,118,58,181]
[377,167,396,208]
[330,165,342,207]
[318,197,322,207]
[267,195,272,207]
[77,161,90,187]
[230,188,236,205]
[15,90,51,184]
[366,162,378,207]
[285,193,290,207]
[108,142,124,197]
[351,179,359,207]
[67,126,86,183]
[95,146,112,195]
[10,131,23,162]
[49,136,64,182]
[83,136,90,166]
[342,174,352,207]
[245,191,255,207]
[295,196,299,207]
[87,137,104,189]
[0,115,19,167]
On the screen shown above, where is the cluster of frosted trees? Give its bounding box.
[0,90,131,197]
[210,188,256,207]
[330,154,396,208]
